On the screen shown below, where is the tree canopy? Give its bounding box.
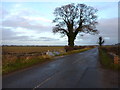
[53,3,98,46]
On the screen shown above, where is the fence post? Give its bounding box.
[114,55,119,64]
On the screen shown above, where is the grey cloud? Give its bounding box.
[2,28,59,43]
[75,18,118,45]
[2,28,30,40]
[1,6,52,34]
[97,18,118,44]
[39,37,59,41]
[2,16,52,33]
[20,37,60,42]
[76,34,98,45]
[2,28,17,40]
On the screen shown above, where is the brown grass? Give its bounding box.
[2,46,65,54]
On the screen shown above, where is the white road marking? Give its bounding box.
[72,59,85,64]
[34,76,53,89]
[72,60,80,64]
[33,72,59,90]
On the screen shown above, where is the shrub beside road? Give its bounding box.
[99,46,120,71]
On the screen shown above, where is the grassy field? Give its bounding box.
[2,46,65,54]
[2,46,65,74]
[99,46,120,71]
[2,46,93,75]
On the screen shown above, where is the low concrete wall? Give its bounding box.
[108,52,119,64]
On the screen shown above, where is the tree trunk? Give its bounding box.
[68,36,75,47]
[99,43,102,46]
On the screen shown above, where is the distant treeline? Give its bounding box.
[2,45,94,47]
[2,43,120,47]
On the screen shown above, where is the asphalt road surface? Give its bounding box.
[3,48,119,88]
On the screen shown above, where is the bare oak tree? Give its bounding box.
[53,3,98,47]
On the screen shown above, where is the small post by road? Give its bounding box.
[114,55,119,64]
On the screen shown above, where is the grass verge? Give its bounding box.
[99,48,120,71]
[3,47,93,75]
[2,55,53,75]
[58,47,92,56]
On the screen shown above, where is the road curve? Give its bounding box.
[2,48,119,88]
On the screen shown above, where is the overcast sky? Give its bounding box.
[1,1,118,45]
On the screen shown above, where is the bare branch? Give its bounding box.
[53,26,68,35]
[52,3,98,46]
